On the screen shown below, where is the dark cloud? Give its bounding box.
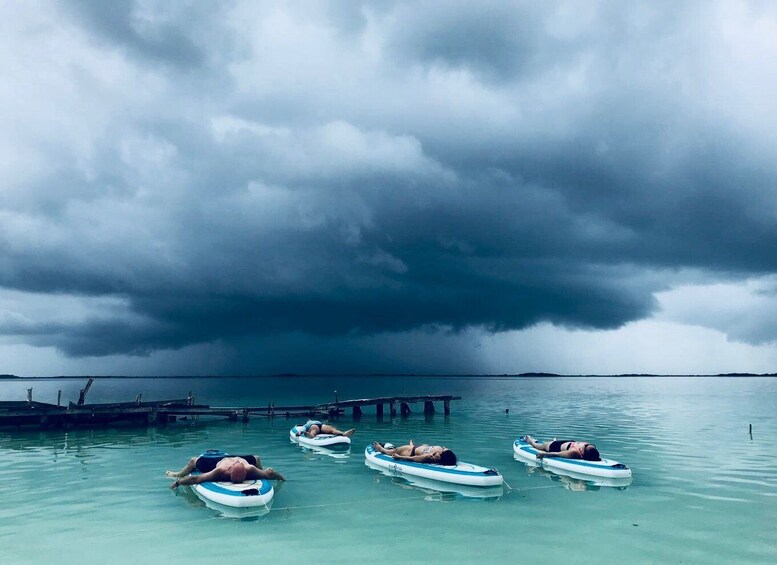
[64,0,213,68]
[2,1,777,368]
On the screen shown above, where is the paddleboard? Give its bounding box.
[364,444,503,487]
[513,437,632,480]
[364,457,504,499]
[186,450,275,509]
[290,425,351,449]
[190,472,274,508]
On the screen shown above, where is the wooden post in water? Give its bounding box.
[376,403,384,418]
[27,388,33,406]
[57,390,62,407]
[400,402,411,417]
[243,409,249,423]
[77,378,94,406]
[135,393,142,405]
[424,401,435,415]
[187,391,193,406]
[352,405,363,419]
[444,400,450,415]
[390,401,397,417]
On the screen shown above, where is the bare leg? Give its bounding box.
[305,424,322,438]
[320,424,355,437]
[166,456,198,478]
[525,436,550,452]
[373,442,414,456]
[373,441,397,455]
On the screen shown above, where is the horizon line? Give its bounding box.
[2,372,776,379]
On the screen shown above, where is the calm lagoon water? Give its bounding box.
[1,376,776,564]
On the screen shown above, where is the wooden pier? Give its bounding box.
[0,380,461,430]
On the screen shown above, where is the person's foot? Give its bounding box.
[343,429,355,438]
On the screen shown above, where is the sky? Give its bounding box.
[2,0,777,376]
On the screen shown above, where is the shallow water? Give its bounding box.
[1,376,776,564]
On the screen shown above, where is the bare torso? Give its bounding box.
[394,444,443,457]
[213,457,257,479]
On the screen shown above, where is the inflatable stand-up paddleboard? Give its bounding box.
[290,424,351,450]
[188,450,274,511]
[364,444,503,487]
[513,437,632,482]
[364,457,503,499]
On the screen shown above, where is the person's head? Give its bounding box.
[229,463,247,483]
[583,445,600,461]
[438,449,457,466]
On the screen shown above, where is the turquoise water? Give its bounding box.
[1,376,776,564]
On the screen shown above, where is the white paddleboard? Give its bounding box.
[364,444,503,487]
[513,437,632,480]
[190,473,274,509]
[364,457,504,499]
[290,424,351,449]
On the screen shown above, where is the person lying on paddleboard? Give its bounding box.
[372,440,458,465]
[295,420,355,439]
[524,435,601,461]
[167,454,285,489]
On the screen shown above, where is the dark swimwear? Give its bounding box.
[195,454,258,473]
[548,440,574,453]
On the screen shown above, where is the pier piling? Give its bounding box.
[77,378,94,406]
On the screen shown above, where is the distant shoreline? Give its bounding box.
[2,372,776,380]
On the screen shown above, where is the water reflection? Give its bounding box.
[518,457,632,491]
[175,486,272,519]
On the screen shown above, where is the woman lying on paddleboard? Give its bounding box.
[524,435,601,461]
[294,420,355,439]
[372,440,457,465]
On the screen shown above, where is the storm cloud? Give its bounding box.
[2,1,777,372]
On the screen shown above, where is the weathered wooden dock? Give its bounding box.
[0,379,461,430]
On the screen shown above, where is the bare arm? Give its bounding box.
[170,470,219,488]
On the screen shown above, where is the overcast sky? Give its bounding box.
[2,1,777,376]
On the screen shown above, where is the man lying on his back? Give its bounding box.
[167,453,285,489]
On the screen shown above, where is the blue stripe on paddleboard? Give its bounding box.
[198,479,272,497]
[191,470,273,496]
[367,447,496,476]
